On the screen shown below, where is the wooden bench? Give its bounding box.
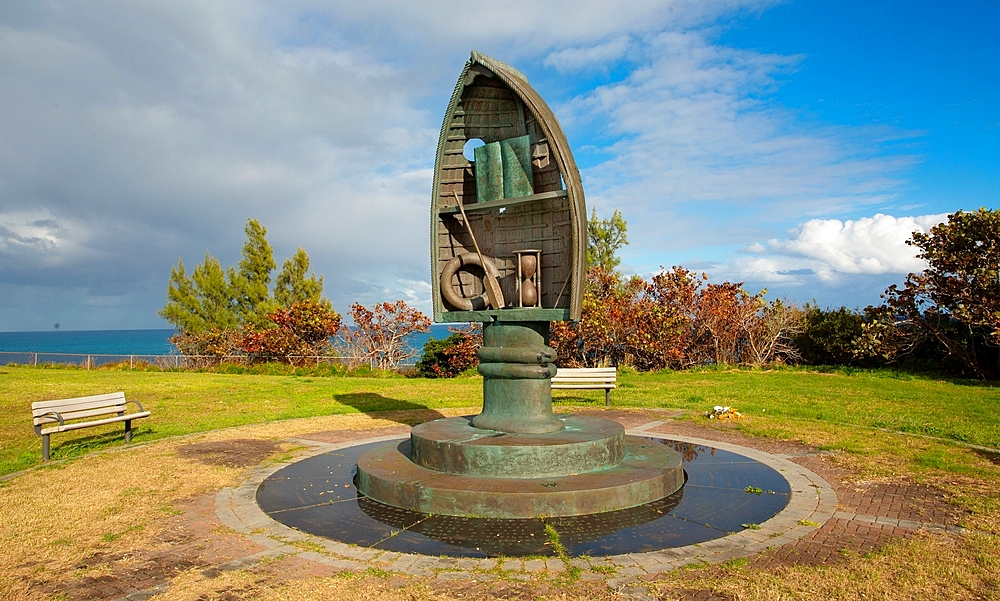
[31,392,150,461]
[551,367,617,406]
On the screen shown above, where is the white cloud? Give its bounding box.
[726,213,948,287]
[0,211,91,267]
[305,0,778,58]
[544,37,631,72]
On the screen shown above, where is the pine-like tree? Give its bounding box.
[160,218,334,358]
[275,248,329,309]
[159,252,239,333]
[229,219,277,329]
[587,208,628,272]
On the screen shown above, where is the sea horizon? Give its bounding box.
[0,325,455,356]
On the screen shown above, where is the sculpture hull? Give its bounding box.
[431,51,587,324]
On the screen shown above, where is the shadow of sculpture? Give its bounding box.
[334,392,449,426]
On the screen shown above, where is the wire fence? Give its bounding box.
[0,351,418,370]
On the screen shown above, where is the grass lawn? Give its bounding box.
[0,366,480,475]
[3,364,998,477]
[1,365,999,600]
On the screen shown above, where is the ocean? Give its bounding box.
[0,324,457,357]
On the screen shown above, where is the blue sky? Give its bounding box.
[0,0,996,330]
[719,0,999,211]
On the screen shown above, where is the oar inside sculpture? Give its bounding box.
[453,191,505,310]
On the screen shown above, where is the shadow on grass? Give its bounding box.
[783,364,1000,388]
[334,393,449,426]
[39,427,152,466]
[552,394,591,403]
[552,394,609,407]
[972,448,1000,465]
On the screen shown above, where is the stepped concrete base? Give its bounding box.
[409,415,625,478]
[356,417,684,519]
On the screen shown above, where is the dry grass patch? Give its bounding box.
[261,574,450,601]
[150,570,455,601]
[653,532,1000,601]
[151,568,618,601]
[144,569,269,601]
[263,573,617,601]
[0,409,475,600]
[0,440,245,598]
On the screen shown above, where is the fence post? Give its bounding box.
[130,355,134,369]
[86,355,91,370]
[34,352,38,366]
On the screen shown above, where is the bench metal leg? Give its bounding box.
[42,434,50,461]
[124,420,132,443]
[605,389,610,407]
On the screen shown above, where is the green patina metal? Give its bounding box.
[409,415,625,479]
[473,141,503,203]
[352,314,687,518]
[501,135,533,198]
[473,135,533,203]
[472,321,561,434]
[355,434,683,519]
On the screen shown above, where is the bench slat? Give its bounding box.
[38,411,151,435]
[551,367,617,407]
[32,392,126,411]
[33,404,128,426]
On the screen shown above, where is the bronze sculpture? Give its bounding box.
[355,52,683,518]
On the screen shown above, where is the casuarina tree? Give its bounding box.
[229,219,277,329]
[159,252,239,333]
[275,248,328,309]
[586,208,629,272]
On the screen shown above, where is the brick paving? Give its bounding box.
[24,412,971,600]
[751,517,910,568]
[250,553,342,581]
[565,407,686,429]
[647,420,968,569]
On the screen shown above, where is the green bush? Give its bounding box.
[795,304,869,366]
[416,332,480,378]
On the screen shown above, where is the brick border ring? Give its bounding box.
[215,426,837,578]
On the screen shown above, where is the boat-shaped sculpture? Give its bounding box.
[430,51,586,322]
[355,52,684,519]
